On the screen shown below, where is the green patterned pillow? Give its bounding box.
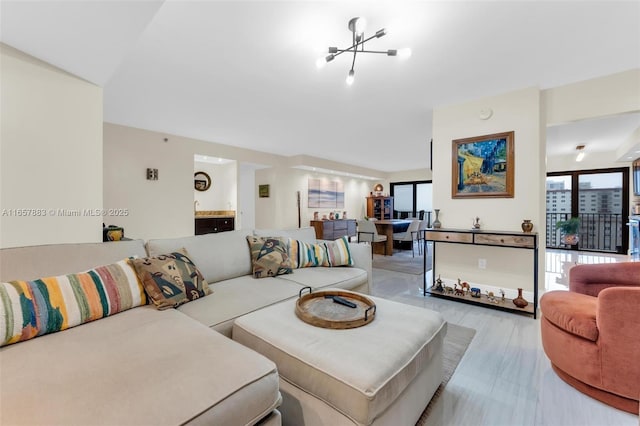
[0,259,146,347]
[131,248,211,310]
[246,236,293,278]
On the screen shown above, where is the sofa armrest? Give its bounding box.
[569,262,640,297]
[348,242,372,294]
[596,286,640,398]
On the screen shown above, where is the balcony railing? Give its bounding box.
[546,212,624,253]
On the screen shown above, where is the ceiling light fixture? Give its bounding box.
[317,17,411,85]
[575,145,586,162]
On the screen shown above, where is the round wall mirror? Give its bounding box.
[194,171,211,191]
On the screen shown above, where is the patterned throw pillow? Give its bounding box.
[323,236,354,266]
[289,239,329,268]
[131,248,211,310]
[246,236,292,278]
[0,259,146,347]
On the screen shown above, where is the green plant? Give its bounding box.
[556,217,580,235]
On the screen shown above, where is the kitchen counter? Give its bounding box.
[195,210,235,219]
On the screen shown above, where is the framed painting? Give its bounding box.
[452,131,514,198]
[308,178,344,208]
[258,184,270,198]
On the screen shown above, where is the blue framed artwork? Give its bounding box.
[452,131,515,198]
[308,178,344,208]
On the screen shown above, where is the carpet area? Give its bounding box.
[416,323,476,425]
[372,251,432,275]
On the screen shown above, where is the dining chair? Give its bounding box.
[392,220,421,257]
[357,220,387,257]
[417,219,429,255]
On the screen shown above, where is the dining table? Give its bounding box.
[372,219,413,256]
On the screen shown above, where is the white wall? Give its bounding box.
[432,87,544,297]
[254,167,374,229]
[104,123,381,239]
[237,163,257,229]
[543,69,640,126]
[388,168,432,183]
[104,124,194,240]
[193,161,237,211]
[0,44,103,248]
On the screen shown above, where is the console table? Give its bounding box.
[423,228,539,318]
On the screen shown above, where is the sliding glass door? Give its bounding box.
[546,168,629,253]
[390,181,433,224]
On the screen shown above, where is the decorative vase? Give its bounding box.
[472,217,481,229]
[513,288,528,308]
[432,209,442,228]
[521,219,533,233]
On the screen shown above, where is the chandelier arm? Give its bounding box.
[335,49,392,54]
[351,47,357,71]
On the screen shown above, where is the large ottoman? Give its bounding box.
[232,291,446,426]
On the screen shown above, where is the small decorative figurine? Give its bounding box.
[335,212,340,219]
[470,287,481,298]
[314,211,319,220]
[444,285,454,294]
[486,291,499,303]
[343,211,347,219]
[454,282,465,296]
[472,217,481,229]
[457,279,471,295]
[329,212,335,220]
[433,275,444,292]
[499,289,505,302]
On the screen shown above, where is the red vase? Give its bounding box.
[513,288,528,308]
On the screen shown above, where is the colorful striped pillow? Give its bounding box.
[323,236,354,267]
[288,237,353,268]
[0,259,146,347]
[289,239,329,268]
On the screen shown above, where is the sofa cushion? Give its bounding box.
[276,266,367,292]
[146,230,253,284]
[246,236,292,278]
[0,306,281,426]
[0,258,145,347]
[0,240,148,282]
[131,248,211,310]
[178,275,303,337]
[540,290,599,341]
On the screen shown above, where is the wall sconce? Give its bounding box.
[146,168,158,180]
[575,145,586,162]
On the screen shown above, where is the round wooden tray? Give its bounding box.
[295,287,376,329]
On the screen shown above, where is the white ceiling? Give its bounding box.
[2,1,639,172]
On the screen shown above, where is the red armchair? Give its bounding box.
[540,261,640,414]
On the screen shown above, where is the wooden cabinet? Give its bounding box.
[310,219,356,240]
[366,196,393,220]
[195,217,235,235]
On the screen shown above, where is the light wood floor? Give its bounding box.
[370,248,638,426]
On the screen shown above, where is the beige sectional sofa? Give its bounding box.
[0,227,371,426]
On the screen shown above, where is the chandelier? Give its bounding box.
[317,17,411,85]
